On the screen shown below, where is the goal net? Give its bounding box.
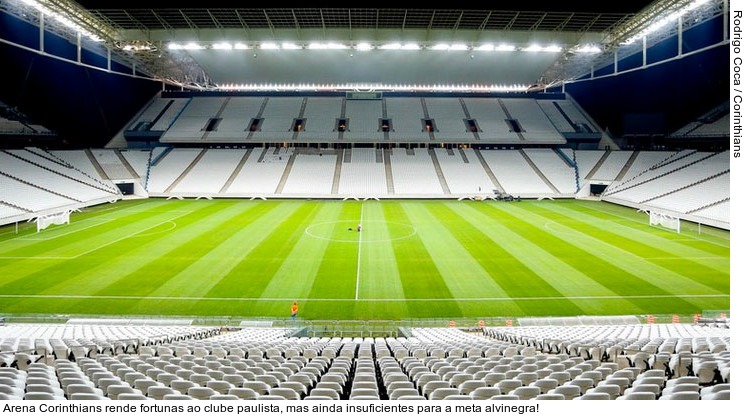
[36,210,71,232]
[649,210,680,233]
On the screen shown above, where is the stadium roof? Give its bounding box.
[5,1,721,90]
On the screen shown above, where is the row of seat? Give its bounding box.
[0,324,731,400]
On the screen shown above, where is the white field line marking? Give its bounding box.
[0,294,729,302]
[68,216,182,259]
[14,219,116,242]
[355,203,364,301]
[542,222,727,261]
[0,216,181,260]
[572,202,730,248]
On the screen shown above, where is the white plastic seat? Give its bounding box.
[349,388,380,399]
[458,379,486,395]
[567,377,595,394]
[586,384,621,400]
[65,383,104,397]
[389,388,421,400]
[206,380,234,395]
[618,389,657,400]
[24,392,65,400]
[118,393,149,400]
[509,386,541,400]
[243,380,271,395]
[68,392,107,400]
[549,385,581,400]
[170,379,198,395]
[600,377,630,391]
[386,380,415,392]
[105,384,140,400]
[268,387,300,400]
[470,386,502,400]
[490,394,520,400]
[147,386,177,400]
[308,388,340,400]
[577,392,611,400]
[530,378,559,394]
[227,387,259,400]
[661,383,700,396]
[429,388,460,400]
[163,394,194,400]
[24,384,64,397]
[495,379,522,394]
[659,391,700,400]
[624,384,661,398]
[701,390,729,400]
[700,383,729,398]
[534,393,565,400]
[421,380,449,398]
[279,381,308,397]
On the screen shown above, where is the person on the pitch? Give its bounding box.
[290,300,299,320]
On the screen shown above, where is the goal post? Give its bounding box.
[36,210,71,232]
[649,210,680,233]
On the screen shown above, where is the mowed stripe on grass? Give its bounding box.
[0,198,730,319]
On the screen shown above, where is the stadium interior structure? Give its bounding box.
[0,0,731,401]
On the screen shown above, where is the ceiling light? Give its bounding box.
[380,43,402,50]
[474,44,494,52]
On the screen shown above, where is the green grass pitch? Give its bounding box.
[0,199,729,321]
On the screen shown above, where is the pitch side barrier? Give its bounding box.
[0,313,726,337]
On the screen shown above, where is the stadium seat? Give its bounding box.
[389,388,421,400]
[308,388,340,400]
[701,390,729,400]
[509,386,541,400]
[24,392,64,400]
[549,385,581,400]
[349,388,380,399]
[118,393,149,400]
[268,387,300,400]
[617,391,657,400]
[577,392,611,400]
[147,386,177,400]
[659,391,700,400]
[429,388,460,400]
[534,393,565,400]
[227,387,259,400]
[163,394,194,400]
[495,379,523,394]
[421,380,449,399]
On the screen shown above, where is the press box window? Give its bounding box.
[292,118,306,132]
[380,118,392,132]
[465,119,479,133]
[505,118,524,133]
[422,119,437,133]
[247,118,263,132]
[204,118,222,132]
